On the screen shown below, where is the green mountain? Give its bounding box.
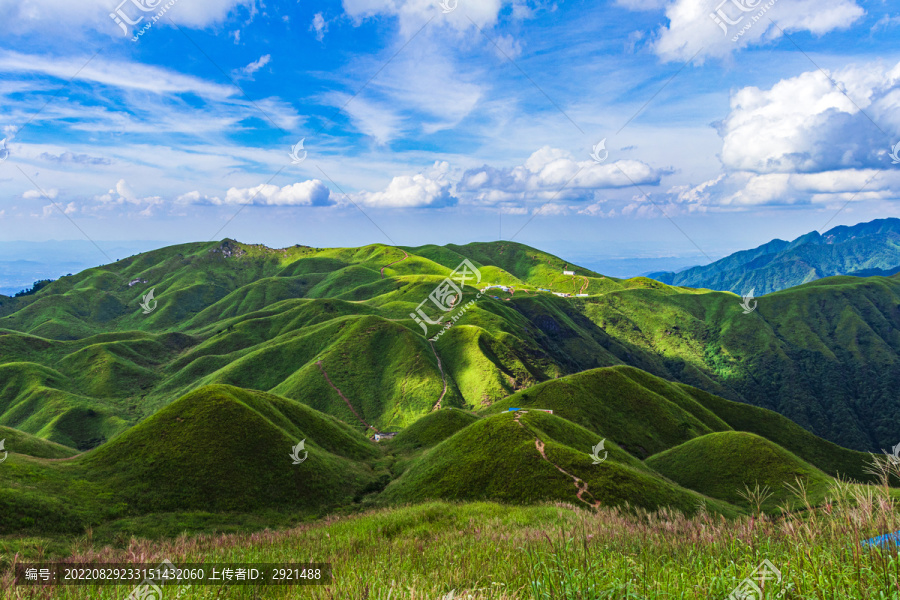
[0,236,895,539]
[0,384,383,534]
[648,217,900,294]
[1,237,898,457]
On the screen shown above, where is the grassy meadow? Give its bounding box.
[3,480,900,599]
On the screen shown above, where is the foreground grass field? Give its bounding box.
[3,477,899,599]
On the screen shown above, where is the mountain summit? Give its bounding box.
[649,218,900,294]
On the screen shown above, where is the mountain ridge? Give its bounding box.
[648,217,900,294]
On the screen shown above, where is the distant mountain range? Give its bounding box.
[648,218,900,295]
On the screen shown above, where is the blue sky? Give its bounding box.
[1,0,899,269]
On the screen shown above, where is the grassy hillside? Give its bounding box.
[387,407,479,451]
[85,385,381,513]
[2,237,898,457]
[0,425,79,459]
[482,366,872,482]
[382,411,740,516]
[645,431,833,509]
[0,385,384,535]
[484,367,723,459]
[6,497,899,599]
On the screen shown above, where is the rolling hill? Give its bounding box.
[0,385,385,534]
[1,237,898,458]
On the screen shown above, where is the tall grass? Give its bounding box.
[3,473,899,599]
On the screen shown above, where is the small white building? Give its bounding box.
[374,432,398,442]
[563,270,575,276]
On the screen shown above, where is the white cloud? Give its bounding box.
[718,61,900,173]
[42,201,76,217]
[311,12,328,41]
[94,179,163,212]
[0,0,255,36]
[650,0,865,62]
[668,169,900,209]
[458,146,663,205]
[341,0,505,36]
[492,34,524,59]
[872,14,900,32]
[326,94,406,144]
[233,54,271,80]
[23,188,58,200]
[352,162,456,208]
[616,0,667,10]
[321,40,483,141]
[0,51,303,135]
[221,180,334,206]
[0,50,234,99]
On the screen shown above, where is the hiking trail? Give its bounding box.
[429,340,448,412]
[380,249,409,279]
[513,411,601,509]
[316,360,380,433]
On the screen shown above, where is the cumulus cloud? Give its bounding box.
[24,188,58,200]
[671,169,900,209]
[42,202,76,217]
[650,0,865,62]
[94,179,163,215]
[643,61,900,213]
[457,146,663,205]
[718,61,900,173]
[219,180,334,206]
[352,162,457,208]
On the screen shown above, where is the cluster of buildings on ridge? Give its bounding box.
[479,268,589,298]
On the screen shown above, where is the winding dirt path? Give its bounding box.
[578,276,589,295]
[513,412,601,509]
[428,340,448,412]
[316,360,380,433]
[380,249,409,279]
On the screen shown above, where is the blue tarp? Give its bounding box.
[862,530,900,548]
